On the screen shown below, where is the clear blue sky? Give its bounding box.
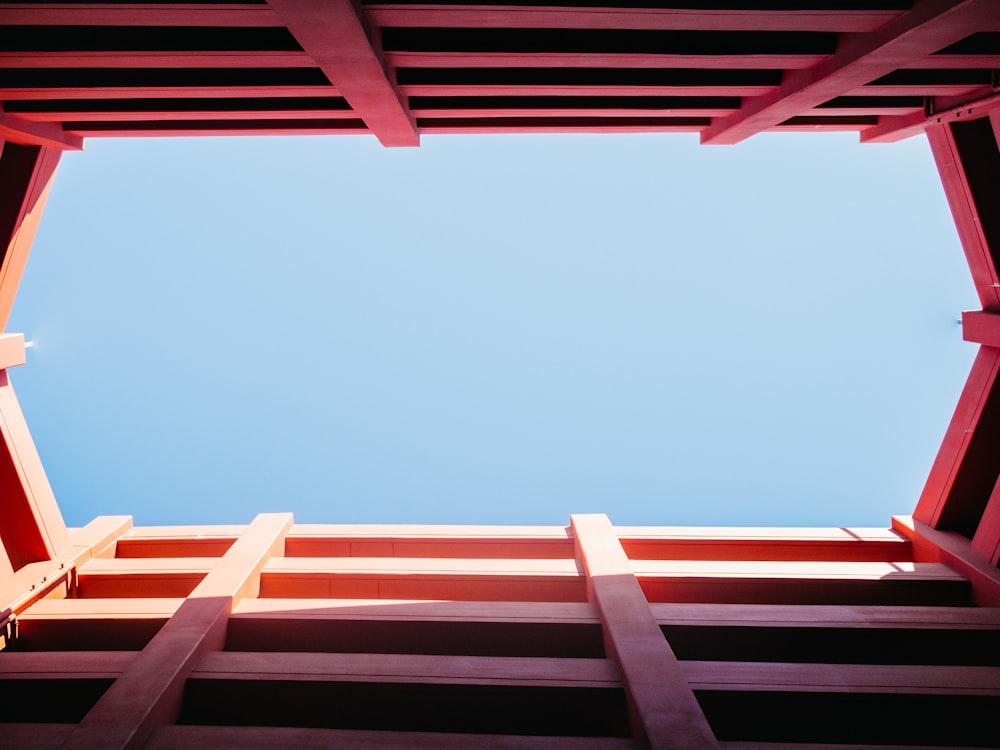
[9,132,976,529]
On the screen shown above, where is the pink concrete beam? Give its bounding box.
[265,0,418,146]
[571,513,719,750]
[701,0,998,145]
[61,512,292,750]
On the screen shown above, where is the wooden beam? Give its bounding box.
[571,513,719,750]
[60,512,292,750]
[385,52,825,71]
[0,51,314,69]
[265,0,418,146]
[970,474,1000,564]
[701,0,997,145]
[893,515,1000,607]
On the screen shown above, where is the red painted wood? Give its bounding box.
[914,346,1000,530]
[969,475,1000,564]
[702,0,997,145]
[571,514,719,750]
[266,0,418,146]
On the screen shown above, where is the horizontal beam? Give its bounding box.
[194,650,621,687]
[0,333,26,370]
[893,515,1000,606]
[0,51,314,69]
[702,0,996,145]
[385,52,824,70]
[0,86,339,101]
[260,556,587,601]
[0,108,82,150]
[682,660,1000,695]
[962,309,1000,346]
[0,5,279,26]
[149,726,637,750]
[618,526,910,562]
[63,122,369,139]
[862,88,1000,143]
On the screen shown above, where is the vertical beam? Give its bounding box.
[265,0,418,146]
[571,514,718,750]
[61,512,293,750]
[0,370,69,569]
[0,142,62,328]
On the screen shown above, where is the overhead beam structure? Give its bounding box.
[265,0,418,147]
[702,0,998,144]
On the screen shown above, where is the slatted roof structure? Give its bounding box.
[1,1,1000,146]
[2,2,1000,750]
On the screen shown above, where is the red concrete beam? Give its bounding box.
[0,142,62,328]
[571,513,719,750]
[970,475,1000,565]
[364,6,903,33]
[962,310,1000,347]
[893,515,1000,606]
[701,0,997,145]
[60,513,292,750]
[0,4,278,26]
[0,371,70,571]
[265,0,418,146]
[0,110,82,151]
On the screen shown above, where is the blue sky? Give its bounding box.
[9,132,976,529]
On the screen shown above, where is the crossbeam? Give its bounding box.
[265,0,418,146]
[702,0,996,145]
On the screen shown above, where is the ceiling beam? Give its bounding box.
[701,0,997,145]
[861,87,1000,143]
[265,0,418,147]
[0,107,82,151]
